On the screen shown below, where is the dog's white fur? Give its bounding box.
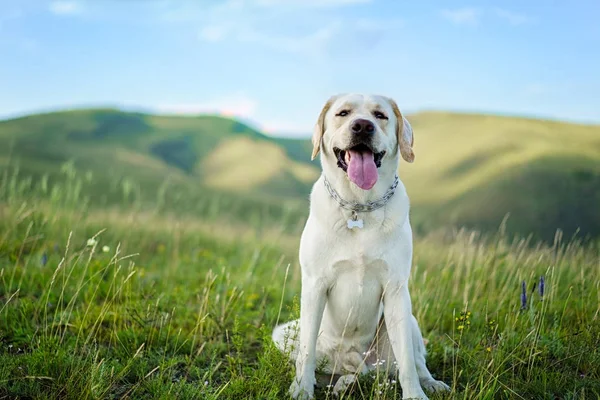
[272,94,449,399]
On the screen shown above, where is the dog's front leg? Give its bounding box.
[289,276,327,400]
[383,282,428,400]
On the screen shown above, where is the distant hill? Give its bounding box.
[399,112,600,241]
[0,109,319,199]
[1,108,599,242]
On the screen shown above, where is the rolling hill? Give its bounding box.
[0,109,318,199]
[1,108,599,242]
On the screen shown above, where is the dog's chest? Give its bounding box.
[335,228,393,265]
[326,257,383,335]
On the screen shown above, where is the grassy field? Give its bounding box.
[1,165,599,399]
[1,109,600,242]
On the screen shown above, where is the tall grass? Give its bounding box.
[0,165,599,399]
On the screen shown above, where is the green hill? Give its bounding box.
[0,109,318,199]
[1,108,599,242]
[401,112,600,241]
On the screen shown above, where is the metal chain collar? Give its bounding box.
[323,174,399,213]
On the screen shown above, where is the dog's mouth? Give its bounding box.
[334,144,386,190]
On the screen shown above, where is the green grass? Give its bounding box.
[1,108,600,242]
[1,164,599,399]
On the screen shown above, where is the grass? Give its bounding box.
[1,164,599,399]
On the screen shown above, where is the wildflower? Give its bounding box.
[87,238,97,247]
[520,281,527,310]
[40,252,48,266]
[456,310,471,331]
[539,276,545,299]
[486,346,492,352]
[102,246,110,253]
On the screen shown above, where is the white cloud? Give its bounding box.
[156,94,258,119]
[440,7,481,26]
[238,20,341,56]
[198,24,235,42]
[189,1,344,57]
[157,0,392,57]
[441,7,535,27]
[261,119,309,135]
[48,1,83,16]
[522,83,547,96]
[493,8,534,26]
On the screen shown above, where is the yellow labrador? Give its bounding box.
[272,94,449,399]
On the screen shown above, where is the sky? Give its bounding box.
[1,0,599,137]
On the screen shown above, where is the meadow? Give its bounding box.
[0,162,599,400]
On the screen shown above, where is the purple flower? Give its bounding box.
[539,276,545,299]
[41,252,48,266]
[520,281,527,310]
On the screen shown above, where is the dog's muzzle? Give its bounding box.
[333,119,386,190]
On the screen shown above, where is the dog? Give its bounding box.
[272,94,450,399]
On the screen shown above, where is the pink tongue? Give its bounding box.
[347,149,378,190]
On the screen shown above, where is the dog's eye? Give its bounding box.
[336,110,350,117]
[373,111,388,120]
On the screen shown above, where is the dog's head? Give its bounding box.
[311,93,414,190]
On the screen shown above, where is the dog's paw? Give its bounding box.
[332,374,356,397]
[402,387,429,400]
[289,378,315,400]
[420,378,450,393]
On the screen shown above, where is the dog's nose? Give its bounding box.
[351,119,375,135]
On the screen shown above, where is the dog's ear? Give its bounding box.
[387,97,415,163]
[311,96,337,160]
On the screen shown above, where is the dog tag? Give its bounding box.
[347,211,363,229]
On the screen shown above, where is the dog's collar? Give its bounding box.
[322,174,400,213]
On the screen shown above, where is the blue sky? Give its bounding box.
[1,0,599,136]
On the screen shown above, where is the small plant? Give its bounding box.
[520,275,546,310]
[456,310,472,332]
[521,280,527,310]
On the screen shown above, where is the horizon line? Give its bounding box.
[1,103,598,138]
